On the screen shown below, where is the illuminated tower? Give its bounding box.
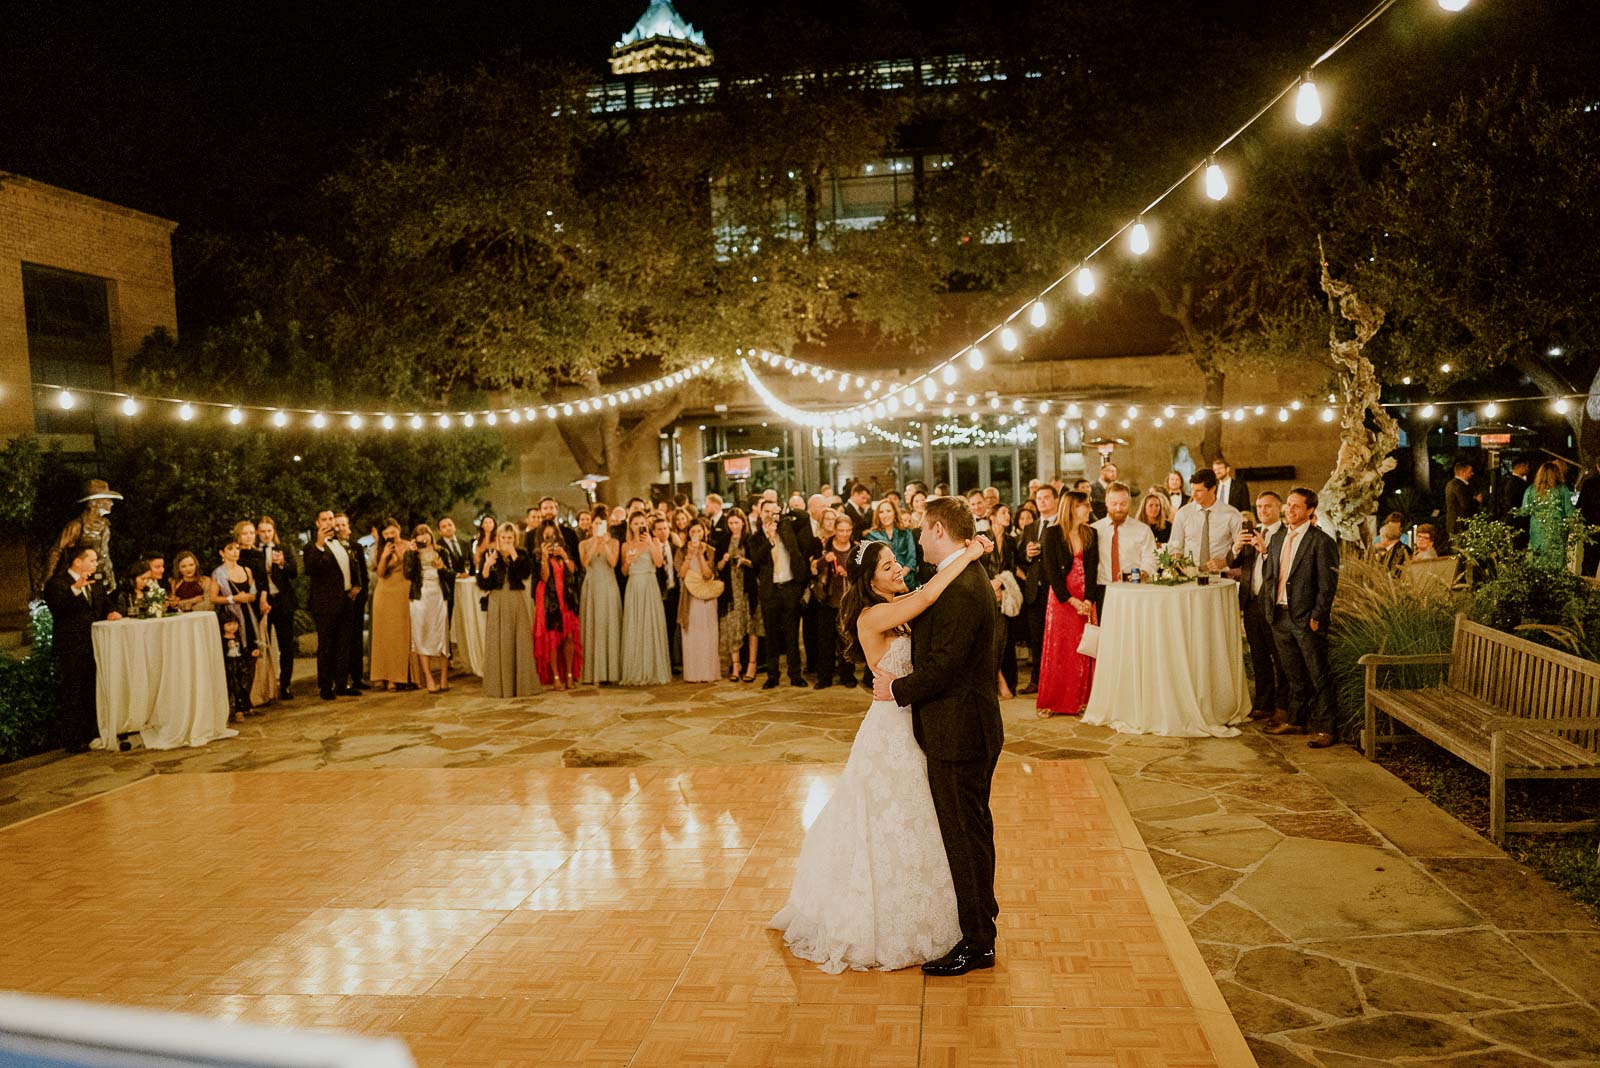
[609,0,714,75]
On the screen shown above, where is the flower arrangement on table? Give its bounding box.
[1149,547,1199,586]
[135,583,169,619]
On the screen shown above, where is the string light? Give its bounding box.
[966,347,985,371]
[177,403,195,422]
[309,412,326,429]
[1029,300,1047,328]
[57,391,75,410]
[272,410,288,428]
[227,407,243,425]
[381,414,396,430]
[120,397,139,417]
[1204,157,1229,201]
[1128,218,1150,255]
[1000,326,1020,352]
[1076,267,1097,297]
[1295,75,1322,126]
[1438,0,1469,10]
[1553,398,1571,415]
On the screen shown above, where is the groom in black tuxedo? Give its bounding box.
[873,496,1005,975]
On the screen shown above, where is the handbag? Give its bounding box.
[683,570,724,601]
[1077,622,1100,658]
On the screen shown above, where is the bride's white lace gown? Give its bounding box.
[768,634,961,972]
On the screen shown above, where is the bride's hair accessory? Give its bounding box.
[854,540,871,567]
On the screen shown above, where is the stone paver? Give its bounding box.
[3,659,1598,1066]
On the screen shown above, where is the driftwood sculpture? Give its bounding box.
[1316,239,1399,546]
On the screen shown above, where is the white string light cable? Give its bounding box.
[30,359,716,431]
[745,0,1470,428]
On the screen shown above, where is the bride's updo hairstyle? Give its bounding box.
[838,539,892,666]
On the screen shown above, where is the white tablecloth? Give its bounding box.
[92,612,235,751]
[451,576,487,676]
[1082,579,1250,738]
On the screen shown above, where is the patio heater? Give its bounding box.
[703,447,779,503]
[1457,422,1530,520]
[570,474,610,506]
[1083,436,1130,462]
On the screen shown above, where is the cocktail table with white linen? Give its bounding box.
[1082,578,1251,737]
[92,611,235,750]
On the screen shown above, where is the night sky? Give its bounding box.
[0,1,1587,239]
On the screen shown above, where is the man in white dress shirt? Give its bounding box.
[1232,491,1289,722]
[1089,483,1159,612]
[1169,469,1242,572]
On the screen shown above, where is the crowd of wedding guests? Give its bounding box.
[43,446,1597,756]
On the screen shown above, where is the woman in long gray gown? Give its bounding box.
[579,504,622,685]
[619,512,671,686]
[478,523,540,697]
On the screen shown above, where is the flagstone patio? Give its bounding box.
[4,665,1598,1066]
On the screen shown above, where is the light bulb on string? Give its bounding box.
[989,397,1001,410]
[178,403,195,422]
[310,412,326,429]
[1066,404,1081,418]
[1153,417,1164,428]
[1094,404,1107,417]
[348,414,363,430]
[1438,0,1468,10]
[1127,406,1139,419]
[1076,266,1096,297]
[1419,404,1436,418]
[561,404,573,417]
[437,414,451,429]
[1012,399,1024,413]
[966,347,985,371]
[462,413,475,427]
[507,409,521,424]
[227,407,243,425]
[382,414,396,430]
[1000,326,1019,352]
[1290,400,1303,411]
[1278,409,1289,422]
[485,412,497,426]
[1204,157,1228,201]
[1553,397,1571,415]
[1482,402,1499,418]
[1029,300,1047,328]
[120,397,139,417]
[942,364,957,385]
[57,390,75,410]
[1295,75,1322,126]
[1321,408,1336,423]
[1163,406,1175,418]
[1128,219,1150,256]
[409,414,424,430]
[887,394,900,413]
[922,378,937,399]
[272,410,288,428]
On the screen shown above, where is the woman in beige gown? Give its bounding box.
[369,518,415,689]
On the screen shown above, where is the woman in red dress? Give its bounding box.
[1036,490,1101,717]
[532,521,584,689]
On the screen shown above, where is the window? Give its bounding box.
[23,263,114,437]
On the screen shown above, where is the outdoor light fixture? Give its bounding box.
[1128,219,1150,255]
[1000,326,1019,352]
[1204,158,1228,200]
[348,414,363,430]
[310,412,325,428]
[1420,404,1436,418]
[227,407,243,425]
[1321,408,1336,423]
[178,404,195,422]
[1076,267,1096,296]
[942,364,957,385]
[272,410,288,428]
[463,414,475,427]
[1295,75,1322,126]
[1029,300,1047,328]
[121,397,138,416]
[1438,0,1469,10]
[1553,398,1571,414]
[57,390,75,410]
[966,347,985,371]
[410,414,424,430]
[1483,402,1499,418]
[437,414,451,429]
[382,414,396,430]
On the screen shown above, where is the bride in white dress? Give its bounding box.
[769,535,989,973]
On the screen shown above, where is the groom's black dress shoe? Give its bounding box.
[921,941,995,976]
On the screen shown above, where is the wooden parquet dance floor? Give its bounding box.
[1,762,1250,1067]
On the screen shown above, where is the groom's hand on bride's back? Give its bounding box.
[871,668,896,702]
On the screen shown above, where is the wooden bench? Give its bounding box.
[1361,614,1600,844]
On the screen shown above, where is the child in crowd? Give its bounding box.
[219,613,258,718]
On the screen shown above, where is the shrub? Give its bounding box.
[0,601,59,764]
[1457,514,1600,660]
[1329,558,1464,742]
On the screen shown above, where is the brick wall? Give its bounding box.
[0,173,177,619]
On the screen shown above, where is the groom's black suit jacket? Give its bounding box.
[890,561,1005,763]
